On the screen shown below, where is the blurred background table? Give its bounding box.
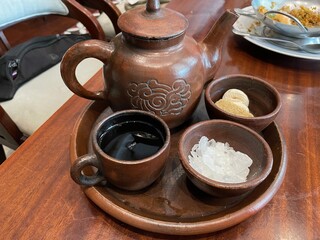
[1,0,320,239]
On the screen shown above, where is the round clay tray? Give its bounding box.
[70,99,287,236]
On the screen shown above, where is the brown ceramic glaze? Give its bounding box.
[69,99,287,235]
[70,110,170,191]
[60,1,235,128]
[178,120,273,198]
[205,74,282,132]
[4,0,320,237]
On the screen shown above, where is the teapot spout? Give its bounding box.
[199,11,238,83]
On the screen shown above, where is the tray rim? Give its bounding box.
[70,100,287,236]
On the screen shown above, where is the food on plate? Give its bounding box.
[258,4,320,27]
[188,136,253,183]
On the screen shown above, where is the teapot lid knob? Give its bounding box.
[117,0,188,40]
[146,0,160,12]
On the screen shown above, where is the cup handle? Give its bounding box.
[70,153,105,186]
[60,39,114,101]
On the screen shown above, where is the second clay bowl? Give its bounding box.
[178,119,273,197]
[205,74,281,132]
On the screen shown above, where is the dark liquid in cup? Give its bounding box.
[98,121,165,161]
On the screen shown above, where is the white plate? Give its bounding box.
[233,6,320,61]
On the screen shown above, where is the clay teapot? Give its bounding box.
[60,1,234,128]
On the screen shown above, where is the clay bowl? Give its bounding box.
[205,74,281,132]
[178,119,273,197]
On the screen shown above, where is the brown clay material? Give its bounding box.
[178,120,273,198]
[2,0,320,238]
[205,74,282,132]
[60,3,237,129]
[69,99,287,235]
[70,110,171,191]
[118,0,188,39]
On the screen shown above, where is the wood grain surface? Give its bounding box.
[1,0,320,239]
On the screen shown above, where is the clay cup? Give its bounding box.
[70,110,171,191]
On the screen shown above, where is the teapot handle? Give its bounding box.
[60,39,114,100]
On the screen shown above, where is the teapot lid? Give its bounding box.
[118,0,188,40]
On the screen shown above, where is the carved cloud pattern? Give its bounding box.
[127,79,191,116]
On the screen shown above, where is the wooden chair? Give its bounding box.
[0,0,121,163]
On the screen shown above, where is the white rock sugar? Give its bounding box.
[188,136,253,183]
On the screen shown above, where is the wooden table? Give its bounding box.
[1,0,320,239]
